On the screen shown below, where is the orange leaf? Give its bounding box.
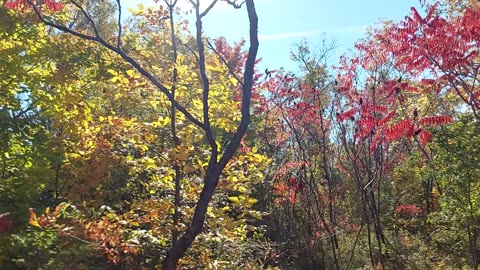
[28,208,40,228]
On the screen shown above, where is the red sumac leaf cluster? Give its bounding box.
[418,129,433,145]
[337,108,356,122]
[384,119,414,143]
[5,0,63,12]
[419,115,453,126]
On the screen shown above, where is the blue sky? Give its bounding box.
[124,0,422,71]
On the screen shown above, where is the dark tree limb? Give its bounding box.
[190,0,218,157]
[115,0,122,48]
[162,0,259,268]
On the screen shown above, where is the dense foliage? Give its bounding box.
[0,0,479,269]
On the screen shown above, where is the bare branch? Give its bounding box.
[200,0,218,17]
[68,0,101,38]
[115,0,122,48]
[164,0,178,9]
[188,0,197,8]
[67,10,80,29]
[218,0,258,169]
[224,0,246,9]
[178,41,200,63]
[191,0,218,155]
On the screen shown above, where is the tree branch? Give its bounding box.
[25,0,206,129]
[218,0,258,169]
[68,0,101,38]
[115,0,122,48]
[191,0,218,157]
[162,0,258,268]
[224,0,246,9]
[200,0,218,17]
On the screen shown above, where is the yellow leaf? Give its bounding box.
[153,116,170,128]
[128,4,145,15]
[145,158,156,169]
[229,77,238,86]
[245,198,257,208]
[106,69,118,76]
[225,218,235,230]
[150,100,159,110]
[127,7,136,14]
[82,120,89,130]
[126,69,135,77]
[53,204,64,215]
[236,185,247,193]
[249,210,263,220]
[120,76,130,85]
[228,196,239,203]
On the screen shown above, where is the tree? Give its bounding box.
[325,3,479,268]
[428,114,480,269]
[255,40,348,269]
[375,3,480,120]
[5,0,260,268]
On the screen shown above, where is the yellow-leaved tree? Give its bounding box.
[3,0,265,269]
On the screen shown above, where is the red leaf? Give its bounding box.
[5,0,28,11]
[419,115,453,126]
[425,3,439,22]
[384,119,414,142]
[418,130,433,145]
[337,108,357,122]
[361,104,388,114]
[354,117,377,140]
[404,85,419,92]
[411,7,425,24]
[289,190,296,204]
[420,79,436,86]
[378,111,396,126]
[273,182,288,195]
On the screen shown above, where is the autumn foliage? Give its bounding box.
[1,0,480,269]
[5,0,63,12]
[375,3,480,119]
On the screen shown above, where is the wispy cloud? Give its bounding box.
[259,25,369,41]
[259,30,323,41]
